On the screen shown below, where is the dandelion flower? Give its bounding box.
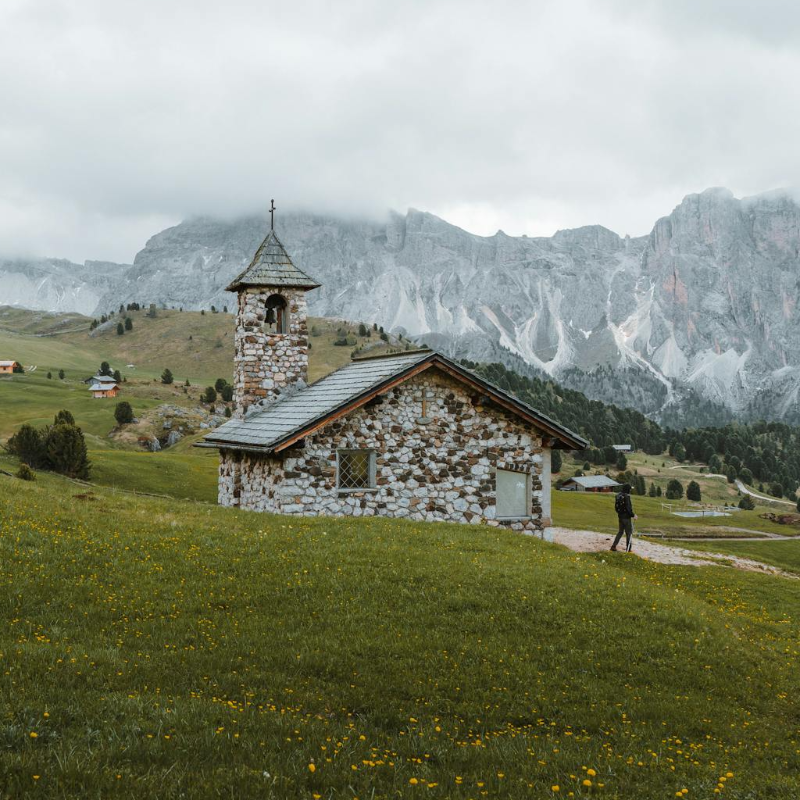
[308,763,316,773]
[551,786,560,793]
[582,779,592,787]
[29,732,38,739]
[587,769,596,777]
[409,778,418,785]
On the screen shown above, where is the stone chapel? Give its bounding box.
[200,222,587,532]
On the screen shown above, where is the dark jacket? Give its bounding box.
[616,492,634,519]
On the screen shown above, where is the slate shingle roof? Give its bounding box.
[200,350,588,453]
[565,475,621,489]
[226,230,320,291]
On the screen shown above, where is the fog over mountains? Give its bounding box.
[3,188,800,425]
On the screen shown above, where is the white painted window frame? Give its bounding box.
[495,467,532,520]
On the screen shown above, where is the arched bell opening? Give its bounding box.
[264,294,288,334]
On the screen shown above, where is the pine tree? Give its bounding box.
[665,479,684,500]
[7,424,46,468]
[58,369,65,380]
[739,494,755,511]
[161,369,174,385]
[551,449,562,473]
[125,316,133,331]
[686,480,701,502]
[114,401,134,425]
[54,410,75,426]
[45,423,90,479]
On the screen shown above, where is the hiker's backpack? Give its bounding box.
[614,492,627,516]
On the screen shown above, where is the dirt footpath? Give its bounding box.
[547,526,796,579]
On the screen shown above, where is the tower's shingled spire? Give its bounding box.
[226,230,320,292]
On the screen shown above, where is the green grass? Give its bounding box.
[1,470,799,798]
[676,538,800,575]
[552,488,796,538]
[0,306,388,387]
[88,449,219,503]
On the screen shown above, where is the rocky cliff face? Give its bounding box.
[3,188,799,422]
[0,257,129,316]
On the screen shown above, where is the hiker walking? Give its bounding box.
[611,483,637,552]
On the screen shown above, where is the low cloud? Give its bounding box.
[0,0,798,262]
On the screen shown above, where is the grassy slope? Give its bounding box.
[0,310,395,501]
[0,306,394,385]
[677,538,800,575]
[1,471,799,799]
[551,488,795,538]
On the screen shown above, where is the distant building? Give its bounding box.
[0,360,21,374]
[612,444,632,453]
[89,374,119,399]
[560,475,621,493]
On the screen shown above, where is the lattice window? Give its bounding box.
[337,449,375,490]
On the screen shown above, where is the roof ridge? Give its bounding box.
[351,347,433,362]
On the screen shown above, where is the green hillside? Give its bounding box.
[1,468,798,799]
[0,306,393,385]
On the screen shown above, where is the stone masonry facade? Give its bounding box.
[219,369,552,532]
[233,288,309,416]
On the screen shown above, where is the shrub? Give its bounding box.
[215,378,227,392]
[616,453,627,471]
[114,401,134,425]
[551,449,562,474]
[648,482,657,497]
[203,386,217,404]
[738,494,756,510]
[358,323,368,337]
[54,410,76,426]
[665,478,684,500]
[686,480,701,502]
[125,317,133,331]
[44,423,90,479]
[161,369,174,385]
[99,361,112,376]
[220,384,233,402]
[15,463,35,481]
[224,406,232,418]
[769,482,783,499]
[116,322,124,335]
[7,424,46,468]
[58,369,65,379]
[47,371,52,379]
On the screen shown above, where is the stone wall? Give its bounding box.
[219,368,551,533]
[233,288,309,416]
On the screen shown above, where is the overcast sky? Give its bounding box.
[1,0,799,263]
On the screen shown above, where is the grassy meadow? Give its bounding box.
[2,468,800,799]
[0,307,395,500]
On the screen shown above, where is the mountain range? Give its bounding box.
[2,187,799,425]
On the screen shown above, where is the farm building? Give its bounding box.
[88,374,119,399]
[0,360,22,374]
[200,220,588,532]
[560,475,621,493]
[612,444,632,453]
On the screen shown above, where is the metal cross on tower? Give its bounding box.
[269,199,276,230]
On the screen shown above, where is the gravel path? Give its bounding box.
[548,526,796,578]
[734,479,796,506]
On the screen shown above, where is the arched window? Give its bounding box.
[264,294,288,334]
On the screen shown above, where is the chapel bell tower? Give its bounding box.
[226,201,320,416]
